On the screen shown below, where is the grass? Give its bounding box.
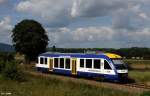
[126,60,150,84]
[0,73,139,96]
[129,70,150,83]
[124,60,150,70]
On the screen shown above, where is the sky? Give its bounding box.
[0,0,150,48]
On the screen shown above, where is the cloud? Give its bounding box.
[72,27,114,41]
[15,0,150,47]
[16,0,73,27]
[16,0,150,30]
[0,0,5,4]
[71,0,126,17]
[113,27,150,48]
[112,2,150,31]
[0,16,13,44]
[47,26,150,48]
[47,26,116,47]
[71,0,150,31]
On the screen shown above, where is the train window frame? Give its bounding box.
[40,57,44,64]
[80,59,85,68]
[65,58,70,69]
[93,59,101,69]
[86,59,92,68]
[54,58,59,68]
[39,57,47,65]
[45,58,47,65]
[104,60,112,70]
[60,58,64,68]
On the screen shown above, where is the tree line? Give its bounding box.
[48,47,150,60]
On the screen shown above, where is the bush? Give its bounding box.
[1,61,25,82]
[0,52,14,62]
[0,60,5,73]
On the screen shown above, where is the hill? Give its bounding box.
[0,43,14,52]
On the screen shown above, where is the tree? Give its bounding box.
[12,19,49,63]
[52,45,56,52]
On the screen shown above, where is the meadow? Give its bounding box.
[129,71,150,85]
[124,60,150,86]
[0,73,140,96]
[124,60,150,70]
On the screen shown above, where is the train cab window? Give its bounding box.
[65,58,70,69]
[86,59,92,68]
[80,59,84,68]
[94,59,101,69]
[104,60,111,70]
[54,58,58,68]
[60,58,64,68]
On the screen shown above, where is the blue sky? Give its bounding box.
[0,0,150,48]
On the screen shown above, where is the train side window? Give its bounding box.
[45,58,47,65]
[60,58,64,68]
[86,59,92,68]
[104,60,111,70]
[54,58,58,68]
[94,59,101,69]
[80,59,84,68]
[40,57,44,64]
[65,58,70,69]
[40,57,47,64]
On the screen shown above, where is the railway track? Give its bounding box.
[123,83,150,90]
[25,71,150,93]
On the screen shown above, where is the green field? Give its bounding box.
[0,74,139,96]
[123,60,150,85]
[124,60,150,70]
[0,64,149,96]
[0,68,150,96]
[129,70,150,84]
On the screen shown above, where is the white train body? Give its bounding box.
[36,53,128,81]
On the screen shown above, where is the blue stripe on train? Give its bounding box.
[36,67,72,75]
[37,67,49,72]
[53,69,72,75]
[36,67,119,80]
[77,71,119,80]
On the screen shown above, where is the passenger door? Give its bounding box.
[71,58,77,75]
[49,58,53,71]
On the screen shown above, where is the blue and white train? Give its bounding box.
[36,52,128,81]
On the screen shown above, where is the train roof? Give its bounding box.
[39,52,122,59]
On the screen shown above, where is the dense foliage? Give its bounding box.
[12,19,49,63]
[0,52,14,62]
[1,61,24,81]
[0,52,24,81]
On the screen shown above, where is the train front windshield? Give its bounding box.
[112,59,127,70]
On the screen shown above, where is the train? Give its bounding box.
[36,52,128,82]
